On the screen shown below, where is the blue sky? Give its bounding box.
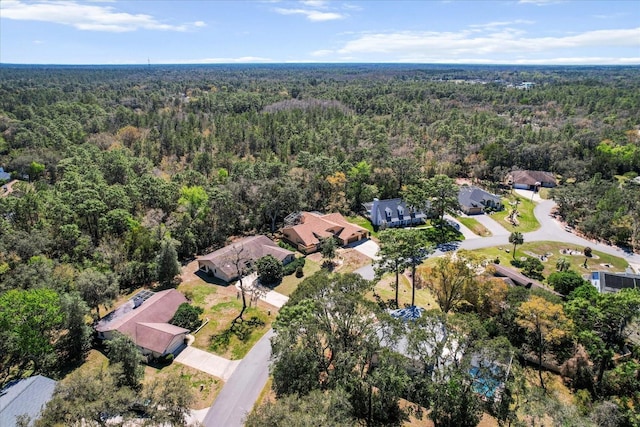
[1,0,638,65]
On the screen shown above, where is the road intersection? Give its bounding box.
[192,192,639,426]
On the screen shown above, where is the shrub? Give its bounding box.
[283,257,306,276]
[256,255,284,286]
[170,303,204,331]
[163,353,174,365]
[295,266,304,278]
[584,247,592,257]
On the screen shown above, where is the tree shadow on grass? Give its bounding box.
[208,316,265,353]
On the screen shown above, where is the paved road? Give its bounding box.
[202,329,275,427]
[457,199,640,269]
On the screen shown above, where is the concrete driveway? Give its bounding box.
[236,273,289,308]
[349,238,380,260]
[175,346,240,381]
[472,213,510,236]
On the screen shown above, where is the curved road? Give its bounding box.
[457,199,640,268]
[201,197,639,427]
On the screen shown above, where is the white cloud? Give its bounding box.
[470,19,534,29]
[194,21,206,27]
[300,0,327,7]
[0,0,202,32]
[275,7,345,21]
[335,27,640,59]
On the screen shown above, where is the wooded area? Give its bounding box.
[0,64,639,426]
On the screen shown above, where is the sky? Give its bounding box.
[0,0,639,65]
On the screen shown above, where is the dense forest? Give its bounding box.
[0,64,639,426]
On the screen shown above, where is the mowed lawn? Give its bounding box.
[471,241,628,279]
[457,216,492,237]
[178,264,275,360]
[493,194,540,233]
[371,272,438,310]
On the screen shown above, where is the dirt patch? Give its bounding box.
[334,248,372,273]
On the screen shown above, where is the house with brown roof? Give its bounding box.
[197,235,295,283]
[281,211,370,254]
[505,170,556,190]
[95,289,189,359]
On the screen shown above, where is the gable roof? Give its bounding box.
[95,289,187,335]
[197,235,294,279]
[283,212,369,247]
[507,170,556,186]
[134,323,189,354]
[0,375,56,426]
[458,186,501,210]
[363,198,428,224]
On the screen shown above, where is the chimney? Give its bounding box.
[372,198,379,226]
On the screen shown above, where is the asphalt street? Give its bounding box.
[202,329,275,427]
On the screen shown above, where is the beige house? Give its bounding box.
[95,289,189,359]
[281,212,370,254]
[197,235,295,283]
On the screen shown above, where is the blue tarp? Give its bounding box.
[389,306,424,322]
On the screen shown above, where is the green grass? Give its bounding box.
[192,301,273,360]
[457,216,492,237]
[348,215,377,238]
[538,188,552,200]
[370,273,438,310]
[274,258,321,296]
[493,194,540,233]
[179,281,217,305]
[469,241,628,280]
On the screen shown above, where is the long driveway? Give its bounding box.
[202,329,275,427]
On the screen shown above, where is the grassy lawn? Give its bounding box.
[470,241,628,280]
[144,362,223,410]
[274,258,321,296]
[348,215,377,239]
[192,301,273,360]
[370,272,438,310]
[177,264,274,360]
[493,194,540,233]
[457,216,492,237]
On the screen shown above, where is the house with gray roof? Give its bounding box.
[0,375,56,426]
[197,235,295,282]
[458,186,502,215]
[362,198,429,228]
[589,271,640,293]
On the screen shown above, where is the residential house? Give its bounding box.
[281,211,370,254]
[589,271,640,293]
[95,289,189,359]
[197,235,295,283]
[506,170,556,190]
[490,264,562,297]
[0,375,56,426]
[458,186,502,215]
[362,198,429,228]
